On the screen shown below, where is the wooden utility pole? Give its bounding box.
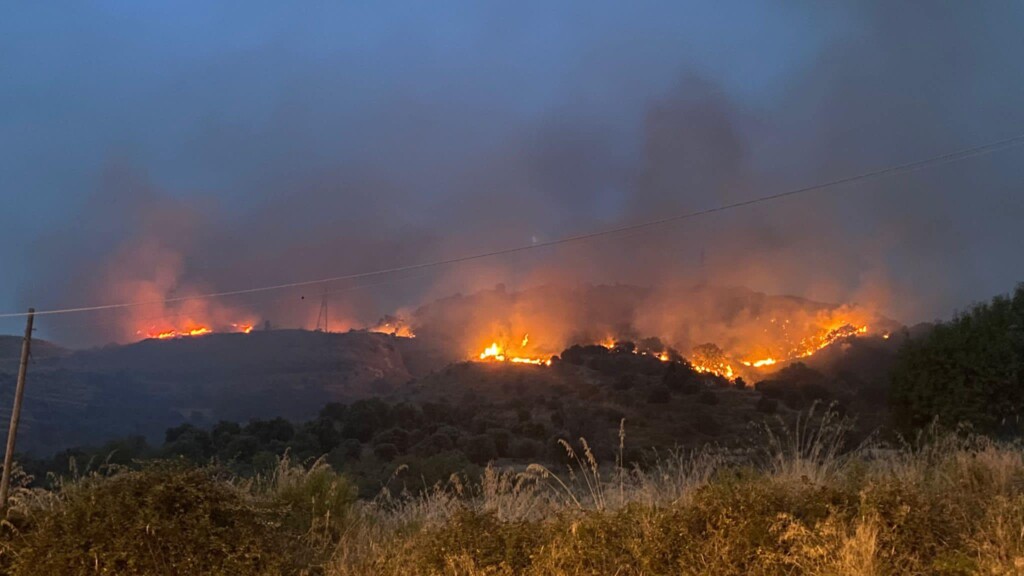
[0,308,34,509]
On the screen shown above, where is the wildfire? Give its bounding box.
[143,325,213,340]
[510,357,549,365]
[468,313,876,380]
[368,316,416,338]
[793,323,868,358]
[693,362,735,379]
[741,358,778,368]
[139,321,257,340]
[476,337,551,366]
[479,342,506,361]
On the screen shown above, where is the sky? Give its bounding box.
[2,2,1023,344]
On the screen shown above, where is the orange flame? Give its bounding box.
[476,337,550,366]
[142,325,214,340]
[469,312,875,379]
[140,321,257,340]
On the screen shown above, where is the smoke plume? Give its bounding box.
[9,2,1024,346]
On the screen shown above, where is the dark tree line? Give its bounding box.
[891,284,1024,435]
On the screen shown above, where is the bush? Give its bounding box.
[264,458,357,547]
[373,443,400,462]
[487,428,512,457]
[5,465,293,575]
[508,438,543,459]
[756,396,778,414]
[646,386,671,404]
[891,284,1024,434]
[414,432,455,457]
[694,412,721,436]
[697,389,719,405]
[664,362,700,394]
[613,375,635,390]
[462,434,497,465]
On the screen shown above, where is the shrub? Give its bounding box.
[891,284,1024,434]
[5,465,293,575]
[697,389,719,405]
[413,432,455,457]
[508,438,543,459]
[487,428,512,457]
[646,386,671,404]
[694,412,721,436]
[262,458,357,559]
[462,434,497,465]
[757,396,779,414]
[373,443,400,462]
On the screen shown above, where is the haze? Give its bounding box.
[3,2,1023,345]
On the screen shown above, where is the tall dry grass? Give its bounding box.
[2,408,1024,575]
[328,411,1024,576]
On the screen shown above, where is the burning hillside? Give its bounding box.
[409,284,898,380]
[101,274,893,383]
[139,322,254,340]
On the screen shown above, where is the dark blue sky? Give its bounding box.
[3,2,1023,344]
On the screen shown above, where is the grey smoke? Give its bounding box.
[7,2,1024,346]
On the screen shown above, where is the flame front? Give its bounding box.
[741,358,777,368]
[140,321,255,340]
[479,342,506,361]
[368,316,416,338]
[477,337,550,366]
[142,325,214,340]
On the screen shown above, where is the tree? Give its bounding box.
[697,389,719,405]
[373,443,399,462]
[342,399,391,441]
[891,284,1024,435]
[163,425,213,462]
[462,434,497,465]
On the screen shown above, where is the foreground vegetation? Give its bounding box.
[3,412,1024,575]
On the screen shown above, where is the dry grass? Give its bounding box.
[328,413,1024,576]
[3,410,1024,575]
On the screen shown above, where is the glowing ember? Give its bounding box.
[369,324,415,337]
[511,357,551,366]
[469,313,876,379]
[139,321,259,340]
[476,336,550,366]
[368,315,416,338]
[793,323,868,358]
[689,343,735,379]
[143,325,213,339]
[693,363,735,379]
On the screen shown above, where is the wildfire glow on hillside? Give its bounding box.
[368,316,416,338]
[470,317,875,380]
[477,336,552,366]
[139,322,253,340]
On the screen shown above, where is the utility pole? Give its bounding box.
[315,293,329,333]
[0,308,34,509]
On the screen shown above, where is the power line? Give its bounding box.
[4,131,1024,320]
